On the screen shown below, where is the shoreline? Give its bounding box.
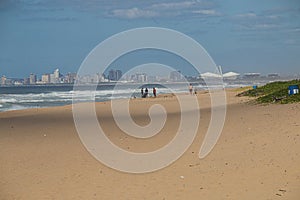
[0,88,230,115]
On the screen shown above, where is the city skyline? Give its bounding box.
[2,66,298,87]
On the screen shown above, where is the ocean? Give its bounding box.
[0,80,268,112]
[0,83,193,112]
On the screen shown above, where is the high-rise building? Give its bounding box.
[108,69,116,81]
[50,69,62,83]
[135,73,147,82]
[116,70,123,80]
[50,74,57,84]
[170,70,183,81]
[147,75,158,82]
[65,72,77,83]
[54,69,60,79]
[29,73,37,84]
[108,69,123,81]
[41,74,50,84]
[24,77,30,85]
[1,75,6,85]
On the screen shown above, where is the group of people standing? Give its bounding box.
[141,87,156,98]
[140,84,195,99]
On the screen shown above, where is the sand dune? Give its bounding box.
[1,89,299,199]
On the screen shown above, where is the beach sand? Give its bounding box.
[1,89,300,199]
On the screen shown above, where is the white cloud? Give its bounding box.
[150,1,196,10]
[109,1,221,19]
[106,0,220,19]
[266,15,279,19]
[253,23,278,29]
[192,9,219,16]
[235,12,257,18]
[236,23,279,31]
[291,28,300,32]
[111,7,158,19]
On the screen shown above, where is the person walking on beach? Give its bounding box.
[145,88,148,97]
[189,84,193,95]
[141,88,144,97]
[153,87,156,97]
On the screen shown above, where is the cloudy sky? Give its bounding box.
[0,0,300,78]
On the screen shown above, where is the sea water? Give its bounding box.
[0,83,191,112]
[0,80,264,112]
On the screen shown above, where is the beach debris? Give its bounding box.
[189,163,200,167]
[43,134,47,137]
[180,175,184,179]
[276,189,287,196]
[272,96,286,102]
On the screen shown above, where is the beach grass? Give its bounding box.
[238,79,300,104]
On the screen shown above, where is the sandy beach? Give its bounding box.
[1,89,300,200]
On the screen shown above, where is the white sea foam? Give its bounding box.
[0,82,241,112]
[0,98,18,103]
[18,99,45,103]
[9,104,38,111]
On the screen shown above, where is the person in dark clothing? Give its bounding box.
[141,88,144,97]
[142,88,148,98]
[189,84,193,95]
[153,87,156,97]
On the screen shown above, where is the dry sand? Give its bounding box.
[0,89,300,200]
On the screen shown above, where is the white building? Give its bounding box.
[200,72,222,79]
[29,73,37,84]
[243,73,261,79]
[54,69,60,79]
[42,74,50,84]
[50,69,62,83]
[50,74,57,83]
[1,75,6,85]
[223,72,240,80]
[130,73,148,82]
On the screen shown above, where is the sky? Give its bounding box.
[0,0,300,78]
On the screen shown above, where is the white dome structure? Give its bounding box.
[223,72,240,80]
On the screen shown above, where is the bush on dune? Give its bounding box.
[238,80,300,104]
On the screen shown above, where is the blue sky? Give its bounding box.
[0,0,300,78]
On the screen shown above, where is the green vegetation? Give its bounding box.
[238,80,300,104]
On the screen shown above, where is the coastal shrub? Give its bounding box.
[239,79,300,104]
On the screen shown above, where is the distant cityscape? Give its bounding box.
[1,68,299,86]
